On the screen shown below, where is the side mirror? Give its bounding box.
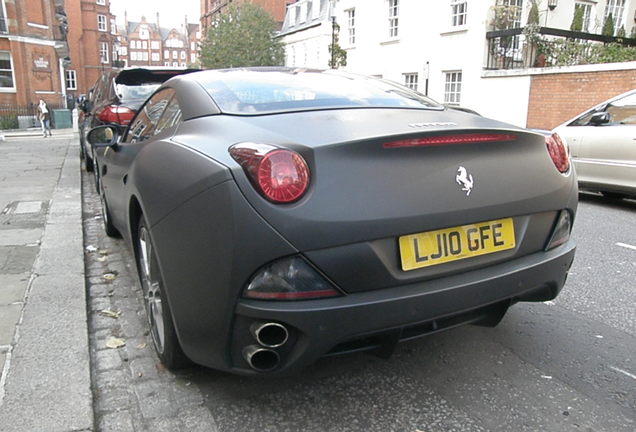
[87,125,120,148]
[589,112,610,126]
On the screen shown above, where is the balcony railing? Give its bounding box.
[485,27,636,70]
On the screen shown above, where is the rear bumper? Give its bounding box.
[230,240,576,375]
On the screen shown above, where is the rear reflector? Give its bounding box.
[383,133,517,148]
[244,256,341,301]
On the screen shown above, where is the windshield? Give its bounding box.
[116,83,161,101]
[198,69,442,115]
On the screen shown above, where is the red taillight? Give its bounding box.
[229,143,310,203]
[383,133,517,148]
[97,105,136,125]
[545,132,569,173]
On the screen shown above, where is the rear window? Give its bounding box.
[199,69,442,115]
[115,83,161,101]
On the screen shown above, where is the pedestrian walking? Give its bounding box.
[36,100,52,137]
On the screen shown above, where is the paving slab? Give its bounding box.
[0,275,28,305]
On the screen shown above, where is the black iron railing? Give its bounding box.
[486,27,636,70]
[0,103,65,129]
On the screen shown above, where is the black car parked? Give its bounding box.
[79,67,198,172]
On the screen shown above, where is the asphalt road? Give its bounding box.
[84,164,636,432]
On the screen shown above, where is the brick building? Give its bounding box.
[118,14,200,68]
[200,0,290,33]
[0,0,69,109]
[64,0,118,98]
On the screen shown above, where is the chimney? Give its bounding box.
[124,11,128,29]
[156,12,160,29]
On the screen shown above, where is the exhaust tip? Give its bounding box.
[250,322,289,348]
[243,345,280,372]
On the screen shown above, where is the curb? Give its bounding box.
[0,136,94,431]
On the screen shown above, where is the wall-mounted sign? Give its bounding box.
[34,56,49,68]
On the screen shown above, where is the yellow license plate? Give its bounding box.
[399,218,516,271]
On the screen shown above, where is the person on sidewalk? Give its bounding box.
[36,100,52,137]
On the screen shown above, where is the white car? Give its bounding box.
[554,89,636,199]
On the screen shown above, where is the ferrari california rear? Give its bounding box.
[88,68,577,375]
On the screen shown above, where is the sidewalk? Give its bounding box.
[0,133,93,431]
[1,127,78,138]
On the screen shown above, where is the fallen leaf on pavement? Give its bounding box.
[135,343,147,349]
[105,337,126,349]
[99,309,120,319]
[98,249,109,256]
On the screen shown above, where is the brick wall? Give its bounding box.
[527,69,636,130]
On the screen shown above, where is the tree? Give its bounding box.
[570,6,584,32]
[526,0,539,26]
[328,23,347,68]
[616,25,626,38]
[602,13,615,37]
[200,3,284,69]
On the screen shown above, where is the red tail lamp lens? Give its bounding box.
[545,132,569,173]
[97,105,136,125]
[230,144,310,203]
[383,133,517,148]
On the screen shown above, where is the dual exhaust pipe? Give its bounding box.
[243,322,289,372]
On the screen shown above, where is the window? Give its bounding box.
[65,70,77,90]
[190,53,196,63]
[139,27,149,39]
[112,44,118,61]
[99,42,109,63]
[180,51,186,59]
[388,0,399,38]
[451,0,468,26]
[172,61,178,67]
[164,61,170,66]
[155,93,182,134]
[181,62,186,67]
[142,52,148,61]
[110,18,116,34]
[96,0,106,5]
[142,41,147,49]
[130,40,136,49]
[605,0,625,31]
[403,73,418,91]
[444,71,462,105]
[119,46,127,56]
[151,41,160,50]
[130,51,137,61]
[0,0,7,34]
[347,9,355,45]
[97,15,107,31]
[151,52,160,61]
[0,51,14,89]
[172,51,177,59]
[574,2,592,32]
[164,50,169,59]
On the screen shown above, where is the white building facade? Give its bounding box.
[279,0,636,127]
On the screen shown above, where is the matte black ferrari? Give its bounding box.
[87,68,577,375]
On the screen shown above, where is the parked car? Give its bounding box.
[79,67,198,172]
[87,68,577,375]
[554,89,636,199]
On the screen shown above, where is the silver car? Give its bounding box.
[554,89,636,199]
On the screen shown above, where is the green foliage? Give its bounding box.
[592,42,636,63]
[570,6,584,32]
[602,14,615,36]
[328,26,347,69]
[199,3,284,69]
[526,0,539,26]
[491,3,518,30]
[616,25,626,38]
[0,115,18,129]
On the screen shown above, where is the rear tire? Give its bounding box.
[136,217,188,369]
